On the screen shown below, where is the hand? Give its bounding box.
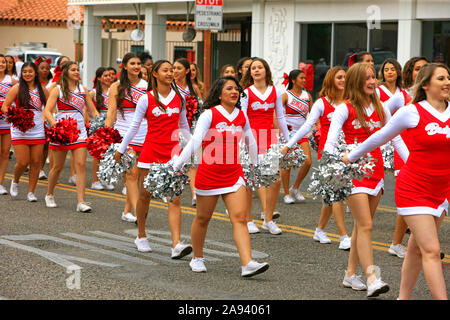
[280,146,289,155]
[341,152,350,165]
[114,151,122,163]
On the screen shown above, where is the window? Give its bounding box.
[422,21,450,65]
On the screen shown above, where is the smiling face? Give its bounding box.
[67,64,80,82]
[173,61,189,83]
[153,62,174,86]
[124,57,142,77]
[220,79,240,107]
[21,65,36,83]
[334,69,346,91]
[383,62,397,83]
[0,57,6,74]
[364,67,377,96]
[5,56,14,73]
[99,70,112,87]
[423,67,450,101]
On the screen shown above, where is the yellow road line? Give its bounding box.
[5,173,449,263]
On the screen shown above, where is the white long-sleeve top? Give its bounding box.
[324,102,409,160]
[285,97,329,148]
[348,101,450,162]
[118,92,191,154]
[240,86,291,142]
[173,106,258,171]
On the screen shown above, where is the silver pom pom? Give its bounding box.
[97,143,136,185]
[380,142,395,172]
[143,160,190,202]
[308,129,319,152]
[240,146,262,191]
[89,114,107,136]
[307,140,377,206]
[278,136,307,170]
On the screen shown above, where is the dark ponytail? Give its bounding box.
[94,67,108,112]
[287,69,304,90]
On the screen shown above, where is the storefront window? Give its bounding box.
[369,22,398,73]
[422,21,450,65]
[334,23,367,68]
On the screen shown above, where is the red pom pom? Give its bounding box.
[46,117,80,145]
[6,106,35,133]
[185,96,199,127]
[313,123,321,146]
[87,127,122,160]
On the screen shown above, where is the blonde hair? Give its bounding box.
[344,63,385,133]
[412,63,450,104]
[319,66,345,105]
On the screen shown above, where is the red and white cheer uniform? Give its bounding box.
[284,89,310,144]
[49,85,88,151]
[0,75,13,135]
[11,88,45,145]
[325,101,408,196]
[92,88,109,115]
[118,89,191,169]
[240,85,290,154]
[349,100,449,217]
[114,79,148,152]
[174,105,258,196]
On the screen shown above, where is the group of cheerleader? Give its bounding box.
[0,50,448,298]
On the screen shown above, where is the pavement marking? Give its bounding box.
[4,173,449,263]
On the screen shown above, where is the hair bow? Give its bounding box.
[92,76,97,88]
[52,65,62,83]
[282,72,289,86]
[348,53,357,68]
[35,56,52,66]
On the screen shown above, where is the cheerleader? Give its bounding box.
[190,62,205,101]
[281,66,351,250]
[220,64,237,78]
[0,54,17,195]
[376,58,403,102]
[348,51,374,68]
[240,58,290,235]
[138,50,153,74]
[5,55,18,81]
[51,56,69,86]
[35,56,53,180]
[105,52,148,223]
[43,61,99,212]
[324,62,408,297]
[1,62,47,201]
[382,57,429,259]
[236,57,252,82]
[174,58,202,207]
[279,70,313,204]
[344,63,449,300]
[173,76,269,277]
[114,59,192,257]
[89,67,113,191]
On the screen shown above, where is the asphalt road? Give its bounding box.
[0,150,448,303]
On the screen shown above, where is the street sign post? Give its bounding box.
[194,0,223,31]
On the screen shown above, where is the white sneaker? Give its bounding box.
[189,257,207,273]
[247,221,260,234]
[290,186,305,201]
[45,194,57,208]
[241,260,269,277]
[367,278,389,297]
[339,236,351,250]
[76,202,92,213]
[345,205,351,214]
[388,244,407,258]
[0,185,7,195]
[283,194,295,204]
[121,212,137,223]
[91,181,104,190]
[103,182,115,191]
[313,228,331,244]
[45,157,50,164]
[261,220,282,235]
[10,182,19,198]
[39,170,47,180]
[171,242,193,259]
[191,197,196,207]
[121,186,127,195]
[259,211,280,220]
[135,237,152,252]
[68,175,76,185]
[343,273,367,291]
[27,192,37,202]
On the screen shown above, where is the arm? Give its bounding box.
[173,109,212,171]
[1,85,19,114]
[84,86,100,118]
[274,88,290,141]
[105,82,119,128]
[283,98,324,150]
[240,90,249,115]
[347,106,419,163]
[242,113,258,165]
[323,103,348,154]
[178,106,192,142]
[116,94,148,155]
[42,86,60,127]
[383,92,405,115]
